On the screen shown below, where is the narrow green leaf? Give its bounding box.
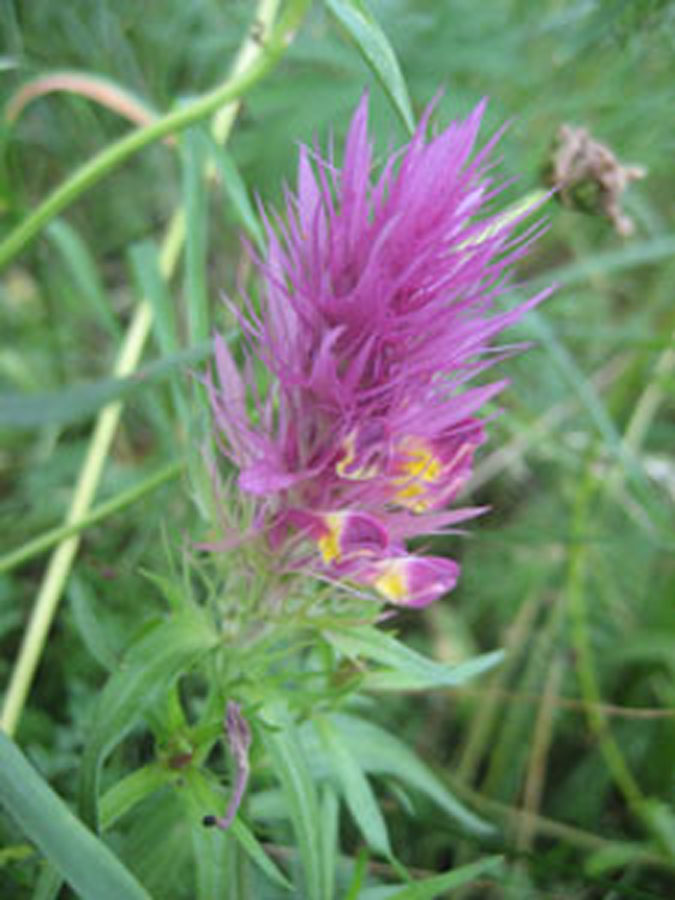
[31,864,62,900]
[526,233,675,294]
[319,785,340,900]
[0,342,210,428]
[585,842,660,877]
[117,788,190,896]
[46,219,120,339]
[610,633,675,671]
[181,769,232,900]
[263,710,324,900]
[324,0,415,135]
[100,764,169,831]
[361,855,503,899]
[208,140,265,250]
[79,611,218,831]
[68,577,120,673]
[329,626,504,689]
[344,848,370,900]
[0,733,151,900]
[642,798,675,859]
[128,240,191,428]
[230,819,294,892]
[316,716,392,859]
[301,713,492,836]
[181,765,294,892]
[129,240,179,357]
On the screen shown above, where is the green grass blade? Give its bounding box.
[230,819,294,892]
[129,240,179,358]
[100,764,169,831]
[263,710,324,900]
[361,855,504,899]
[0,343,210,428]
[128,240,191,428]
[0,733,152,900]
[324,0,415,135]
[0,460,182,574]
[316,716,392,859]
[527,233,675,293]
[208,139,265,249]
[329,625,503,689]
[319,785,339,900]
[31,864,63,900]
[46,219,121,340]
[307,713,493,836]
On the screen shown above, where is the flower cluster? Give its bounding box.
[208,96,547,608]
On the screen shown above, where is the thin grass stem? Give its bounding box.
[567,467,645,815]
[0,460,183,575]
[0,0,306,269]
[0,0,290,737]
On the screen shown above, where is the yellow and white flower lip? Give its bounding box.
[370,555,460,608]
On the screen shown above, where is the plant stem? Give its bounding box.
[567,467,645,814]
[0,460,183,575]
[0,0,306,269]
[449,776,672,870]
[0,0,292,737]
[516,653,564,852]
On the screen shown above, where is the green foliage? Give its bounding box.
[1,0,674,898]
[0,733,151,899]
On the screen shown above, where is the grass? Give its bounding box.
[1,1,674,897]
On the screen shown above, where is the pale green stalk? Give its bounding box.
[516,654,565,852]
[458,189,548,250]
[568,470,645,815]
[0,0,301,269]
[0,460,183,575]
[606,323,675,497]
[0,0,289,736]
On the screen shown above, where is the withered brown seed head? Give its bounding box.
[549,124,646,236]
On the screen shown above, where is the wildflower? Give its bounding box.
[207,95,548,608]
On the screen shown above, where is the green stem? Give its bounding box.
[567,467,645,814]
[0,460,183,575]
[449,775,672,870]
[0,0,308,269]
[0,0,299,737]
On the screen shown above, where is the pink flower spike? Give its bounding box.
[207,94,551,607]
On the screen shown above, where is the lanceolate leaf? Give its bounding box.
[324,0,415,135]
[0,734,151,900]
[316,716,392,859]
[262,710,325,900]
[300,713,493,836]
[0,342,211,428]
[328,626,504,690]
[79,611,218,830]
[360,855,504,899]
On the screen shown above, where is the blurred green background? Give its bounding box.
[1,1,674,897]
